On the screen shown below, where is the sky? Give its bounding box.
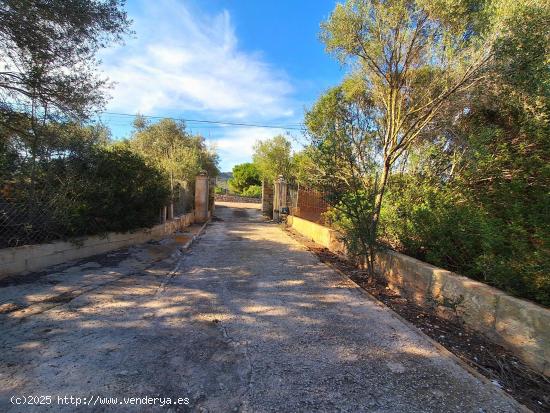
[99,0,344,171]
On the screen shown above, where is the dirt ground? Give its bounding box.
[0,202,526,412]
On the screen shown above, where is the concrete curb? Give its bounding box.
[180,219,210,250]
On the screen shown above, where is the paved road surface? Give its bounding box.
[0,202,521,412]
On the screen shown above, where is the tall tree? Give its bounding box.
[316,0,495,269]
[129,118,219,191]
[228,163,261,194]
[0,0,131,119]
[252,135,294,182]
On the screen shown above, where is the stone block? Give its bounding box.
[0,247,17,265]
[375,251,433,305]
[328,230,346,254]
[0,257,23,276]
[430,269,502,333]
[52,241,75,254]
[108,232,134,244]
[495,295,550,373]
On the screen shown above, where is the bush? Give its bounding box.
[3,145,171,245]
[53,146,170,235]
[241,185,262,198]
[381,177,550,306]
[228,163,261,193]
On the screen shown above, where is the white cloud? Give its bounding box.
[100,0,294,119]
[209,127,304,171]
[210,127,284,170]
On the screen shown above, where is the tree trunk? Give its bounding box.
[366,161,391,275]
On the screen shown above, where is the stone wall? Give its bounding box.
[215,194,261,204]
[261,179,274,217]
[0,212,195,278]
[287,215,550,376]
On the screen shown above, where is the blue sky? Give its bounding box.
[99,0,344,171]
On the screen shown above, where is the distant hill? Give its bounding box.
[216,172,232,189]
[217,172,233,180]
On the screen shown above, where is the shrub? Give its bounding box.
[381,177,549,306]
[9,146,171,241]
[228,163,261,193]
[241,185,262,198]
[54,146,170,235]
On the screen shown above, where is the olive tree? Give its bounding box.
[0,0,131,118]
[252,135,294,182]
[129,118,219,190]
[313,0,494,270]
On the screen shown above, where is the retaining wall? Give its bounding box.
[0,212,195,278]
[287,215,550,376]
[215,194,261,204]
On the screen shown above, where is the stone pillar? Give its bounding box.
[273,175,287,222]
[261,179,274,218]
[194,171,209,223]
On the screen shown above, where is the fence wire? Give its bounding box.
[0,193,97,248]
[286,183,329,224]
[1,186,194,249]
[172,186,194,216]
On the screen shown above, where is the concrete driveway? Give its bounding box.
[0,202,521,412]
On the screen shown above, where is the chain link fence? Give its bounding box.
[1,186,194,249]
[172,185,194,216]
[0,192,97,248]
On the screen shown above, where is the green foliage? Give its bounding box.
[129,118,219,191]
[308,0,550,305]
[0,115,173,246]
[252,135,294,182]
[241,185,262,198]
[48,146,170,235]
[381,172,549,306]
[228,163,261,194]
[323,189,377,258]
[313,0,495,271]
[0,0,131,118]
[292,147,320,187]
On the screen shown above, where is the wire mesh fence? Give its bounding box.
[0,193,97,248]
[1,118,200,250]
[286,183,329,224]
[1,186,194,249]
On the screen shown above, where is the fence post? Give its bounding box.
[194,170,209,223]
[273,175,287,222]
[209,177,216,215]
